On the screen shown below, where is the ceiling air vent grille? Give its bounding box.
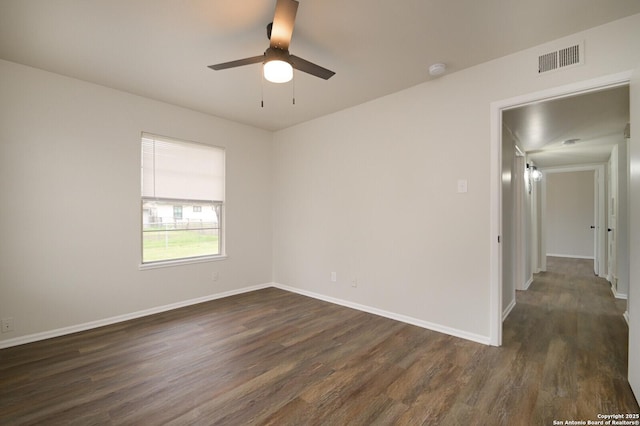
[559,44,580,67]
[538,42,583,74]
[538,52,558,73]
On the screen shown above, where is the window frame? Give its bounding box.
[139,133,226,269]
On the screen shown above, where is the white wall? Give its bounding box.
[524,159,535,284]
[627,60,640,405]
[616,139,630,297]
[545,171,595,258]
[514,157,530,291]
[272,14,640,342]
[526,158,544,275]
[0,59,273,345]
[501,127,516,316]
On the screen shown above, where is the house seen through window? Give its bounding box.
[141,133,225,264]
[173,205,183,220]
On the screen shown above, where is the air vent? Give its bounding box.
[538,42,583,74]
[538,52,558,73]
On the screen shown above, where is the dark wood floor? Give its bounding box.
[1,257,638,425]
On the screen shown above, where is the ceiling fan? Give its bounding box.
[208,0,335,83]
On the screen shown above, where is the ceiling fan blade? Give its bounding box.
[208,55,265,71]
[290,55,335,80]
[270,0,298,50]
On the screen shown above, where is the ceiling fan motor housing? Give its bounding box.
[265,47,291,64]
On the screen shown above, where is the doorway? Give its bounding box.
[489,71,632,347]
[540,165,606,278]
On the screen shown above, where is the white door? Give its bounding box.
[628,67,640,400]
[608,145,618,290]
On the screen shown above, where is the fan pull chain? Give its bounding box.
[261,64,265,108]
[292,71,296,105]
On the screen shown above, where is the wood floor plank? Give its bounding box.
[0,257,637,425]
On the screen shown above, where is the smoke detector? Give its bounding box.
[429,63,447,77]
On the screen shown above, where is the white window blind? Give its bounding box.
[141,133,225,201]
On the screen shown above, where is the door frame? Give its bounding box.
[489,70,632,346]
[539,165,606,277]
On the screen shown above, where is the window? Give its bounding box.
[173,205,183,220]
[141,133,225,264]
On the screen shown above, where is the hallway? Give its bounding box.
[500,256,638,423]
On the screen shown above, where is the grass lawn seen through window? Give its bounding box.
[143,227,219,262]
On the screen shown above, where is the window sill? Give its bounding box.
[139,255,228,270]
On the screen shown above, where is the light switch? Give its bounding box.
[457,179,468,193]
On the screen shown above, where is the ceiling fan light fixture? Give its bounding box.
[264,60,293,83]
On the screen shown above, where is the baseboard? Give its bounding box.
[523,276,534,290]
[0,283,273,350]
[546,253,594,260]
[624,311,629,325]
[1,282,493,350]
[272,283,491,346]
[610,284,628,300]
[502,298,516,321]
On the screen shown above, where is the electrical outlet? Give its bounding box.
[1,317,14,333]
[330,272,337,282]
[212,272,219,282]
[351,278,358,288]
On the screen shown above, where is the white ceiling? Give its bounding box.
[503,85,630,168]
[1,1,639,132]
